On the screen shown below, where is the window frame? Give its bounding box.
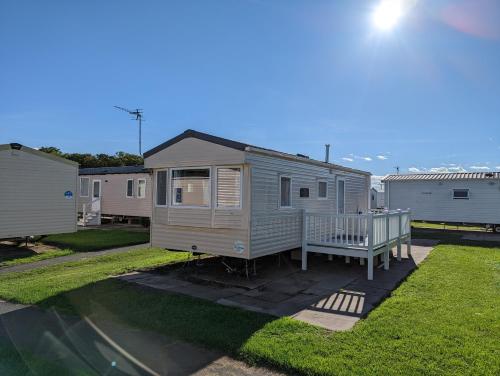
[126,179,135,198]
[216,165,243,210]
[155,169,168,207]
[137,178,146,199]
[92,179,101,199]
[80,177,89,197]
[336,177,346,214]
[279,175,293,209]
[452,188,469,200]
[317,180,328,200]
[170,166,212,209]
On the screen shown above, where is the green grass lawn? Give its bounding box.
[0,248,188,305]
[40,229,150,252]
[0,249,73,268]
[0,241,498,375]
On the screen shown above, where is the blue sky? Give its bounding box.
[1,0,499,184]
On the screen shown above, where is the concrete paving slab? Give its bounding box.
[292,309,360,331]
[121,239,437,331]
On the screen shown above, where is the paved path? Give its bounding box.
[0,243,150,274]
[0,300,285,376]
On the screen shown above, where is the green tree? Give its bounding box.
[38,147,143,168]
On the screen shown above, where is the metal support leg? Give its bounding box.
[345,256,351,264]
[253,259,257,276]
[397,239,402,261]
[360,257,365,266]
[328,255,333,261]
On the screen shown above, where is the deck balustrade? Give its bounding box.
[302,209,411,280]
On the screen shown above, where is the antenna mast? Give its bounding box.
[114,106,144,155]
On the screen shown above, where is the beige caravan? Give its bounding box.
[77,166,152,226]
[0,143,78,239]
[144,130,372,260]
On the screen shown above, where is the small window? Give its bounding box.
[93,180,101,198]
[171,168,210,207]
[156,170,167,206]
[453,189,469,199]
[80,177,89,197]
[279,176,292,208]
[126,179,134,198]
[137,179,146,198]
[217,167,242,208]
[318,181,327,199]
[299,188,310,198]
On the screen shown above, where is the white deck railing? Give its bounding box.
[302,209,411,280]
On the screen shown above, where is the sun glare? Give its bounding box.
[372,0,403,31]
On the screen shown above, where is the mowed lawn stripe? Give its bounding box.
[0,248,188,305]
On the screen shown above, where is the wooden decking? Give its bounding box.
[302,210,412,280]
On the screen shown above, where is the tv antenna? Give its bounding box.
[114,106,144,155]
[394,166,400,174]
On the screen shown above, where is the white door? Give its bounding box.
[91,180,101,212]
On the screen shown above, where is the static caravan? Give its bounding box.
[144,129,371,260]
[77,166,152,226]
[370,187,385,209]
[383,172,500,231]
[0,143,78,239]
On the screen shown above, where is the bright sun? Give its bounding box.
[372,0,403,31]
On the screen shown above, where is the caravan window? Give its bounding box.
[156,171,167,206]
[453,189,469,199]
[80,177,89,197]
[217,167,242,208]
[279,176,292,208]
[318,181,327,199]
[137,179,146,198]
[126,179,134,198]
[171,168,210,207]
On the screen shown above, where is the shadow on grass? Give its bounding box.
[0,244,38,264]
[412,227,500,248]
[41,229,150,252]
[1,278,277,375]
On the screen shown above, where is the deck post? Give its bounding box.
[384,212,390,270]
[367,212,374,280]
[301,209,308,271]
[397,209,402,261]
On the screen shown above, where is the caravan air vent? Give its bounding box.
[296,153,310,159]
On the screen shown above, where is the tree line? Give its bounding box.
[39,147,143,168]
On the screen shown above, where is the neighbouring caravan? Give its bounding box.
[383,172,500,231]
[370,187,385,209]
[0,143,78,239]
[77,166,152,226]
[144,129,371,260]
